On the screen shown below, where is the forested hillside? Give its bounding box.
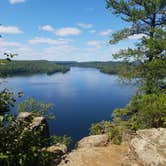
[55,61,122,74]
[0,60,70,77]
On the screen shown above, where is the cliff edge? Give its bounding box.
[59,128,166,166]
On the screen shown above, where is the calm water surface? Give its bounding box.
[2,67,137,144]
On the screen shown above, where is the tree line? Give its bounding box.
[0,60,70,77]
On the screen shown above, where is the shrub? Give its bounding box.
[89,121,123,145]
[113,93,166,130]
[0,99,71,166]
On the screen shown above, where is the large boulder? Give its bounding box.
[130,128,166,166]
[77,134,109,148]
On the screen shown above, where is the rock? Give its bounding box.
[29,116,50,139]
[77,135,109,148]
[17,113,50,139]
[43,144,67,154]
[59,144,129,166]
[17,112,32,122]
[121,130,136,145]
[130,128,166,166]
[60,128,166,166]
[29,117,45,129]
[42,144,67,165]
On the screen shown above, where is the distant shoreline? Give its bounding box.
[0,60,122,77]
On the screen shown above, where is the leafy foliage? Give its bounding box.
[51,135,72,147]
[0,54,21,114]
[0,89,16,114]
[0,99,71,166]
[0,114,53,166]
[90,121,123,145]
[107,0,166,93]
[113,93,166,130]
[17,98,55,119]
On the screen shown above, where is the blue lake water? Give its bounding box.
[2,67,137,144]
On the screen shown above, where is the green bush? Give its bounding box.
[113,93,166,130]
[0,99,71,166]
[89,121,123,145]
[0,115,53,166]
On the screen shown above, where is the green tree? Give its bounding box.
[0,54,17,114]
[106,0,166,129]
[90,1,166,143]
[107,0,166,93]
[0,98,71,166]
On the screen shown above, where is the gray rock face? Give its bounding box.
[43,144,67,165]
[17,112,50,141]
[17,112,32,121]
[43,144,67,154]
[130,128,166,166]
[77,134,109,148]
[29,116,50,139]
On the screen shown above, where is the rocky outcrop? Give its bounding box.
[129,128,166,166]
[17,112,50,140]
[59,135,128,166]
[43,144,67,154]
[59,128,166,166]
[29,116,50,139]
[77,134,109,148]
[42,144,67,165]
[16,113,166,166]
[17,112,67,165]
[59,144,128,166]
[17,111,32,122]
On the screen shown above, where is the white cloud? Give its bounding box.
[86,40,103,49]
[89,30,96,34]
[28,37,70,45]
[0,38,121,62]
[9,0,26,4]
[39,25,54,32]
[55,27,81,37]
[0,25,23,34]
[128,34,147,40]
[0,39,21,47]
[99,29,112,36]
[40,25,81,37]
[77,23,93,29]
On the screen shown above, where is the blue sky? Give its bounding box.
[0,0,141,61]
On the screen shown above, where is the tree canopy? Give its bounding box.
[107,0,166,93]
[89,1,166,143]
[106,0,166,129]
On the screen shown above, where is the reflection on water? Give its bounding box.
[2,67,137,144]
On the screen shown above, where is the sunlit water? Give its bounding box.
[1,67,137,144]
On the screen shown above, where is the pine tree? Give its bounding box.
[107,0,166,93]
[106,0,166,129]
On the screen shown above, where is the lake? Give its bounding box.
[2,67,137,144]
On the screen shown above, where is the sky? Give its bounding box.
[0,0,142,61]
